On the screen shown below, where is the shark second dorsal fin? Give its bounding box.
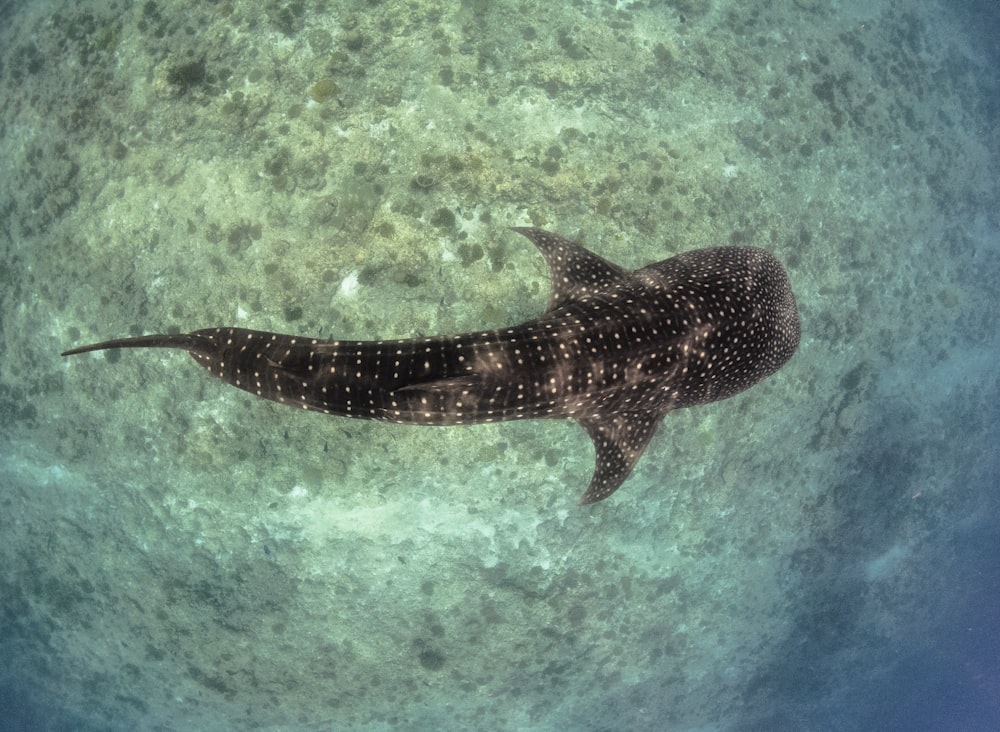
[511,227,631,312]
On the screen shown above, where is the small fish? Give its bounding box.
[62,228,800,503]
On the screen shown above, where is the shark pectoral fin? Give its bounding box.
[577,411,666,505]
[511,227,631,312]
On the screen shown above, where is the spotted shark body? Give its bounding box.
[62,228,799,503]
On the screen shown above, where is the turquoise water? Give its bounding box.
[1,0,997,730]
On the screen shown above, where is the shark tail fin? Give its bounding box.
[61,333,211,357]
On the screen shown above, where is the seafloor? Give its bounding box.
[1,0,997,730]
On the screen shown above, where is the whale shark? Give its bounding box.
[62,227,800,503]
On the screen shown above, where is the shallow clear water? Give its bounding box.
[1,0,997,729]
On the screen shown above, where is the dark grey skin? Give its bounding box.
[62,228,800,503]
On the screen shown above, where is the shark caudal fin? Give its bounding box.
[61,333,212,357]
